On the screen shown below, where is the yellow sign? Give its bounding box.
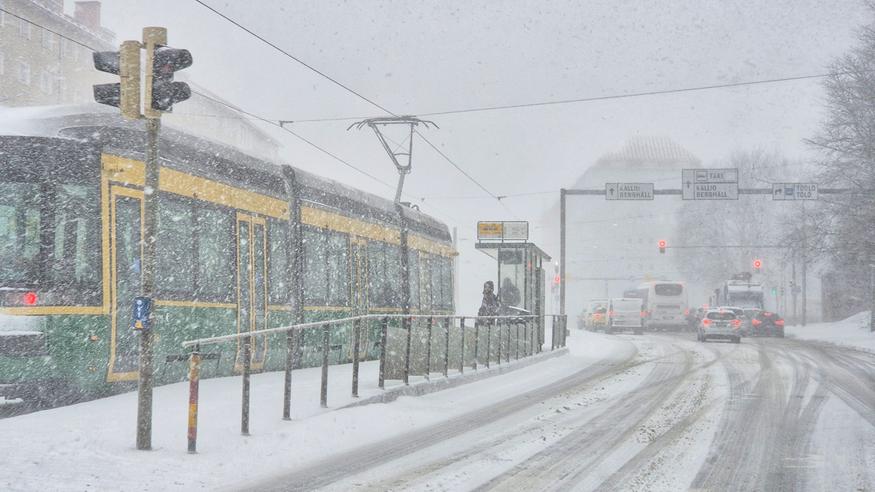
[477,222,503,239]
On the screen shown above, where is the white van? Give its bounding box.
[608,298,644,334]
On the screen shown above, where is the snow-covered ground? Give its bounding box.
[0,331,632,491]
[787,311,875,353]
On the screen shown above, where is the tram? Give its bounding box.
[0,106,455,402]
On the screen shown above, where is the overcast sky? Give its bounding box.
[72,0,872,309]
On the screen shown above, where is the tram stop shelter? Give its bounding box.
[475,221,551,322]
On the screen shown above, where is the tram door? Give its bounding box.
[351,239,369,359]
[235,213,268,371]
[107,187,143,382]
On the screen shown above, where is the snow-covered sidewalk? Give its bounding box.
[786,311,875,353]
[0,331,632,491]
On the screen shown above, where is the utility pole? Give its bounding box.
[870,264,875,332]
[791,255,798,325]
[559,189,566,316]
[801,202,808,326]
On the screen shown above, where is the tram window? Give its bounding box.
[384,244,401,307]
[50,184,99,286]
[428,257,442,309]
[367,241,387,307]
[302,228,328,304]
[0,182,41,284]
[268,220,290,304]
[196,207,234,302]
[408,250,420,310]
[326,232,349,306]
[157,196,195,294]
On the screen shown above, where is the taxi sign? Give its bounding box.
[131,296,152,331]
[682,168,739,200]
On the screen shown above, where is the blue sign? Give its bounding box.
[131,297,152,331]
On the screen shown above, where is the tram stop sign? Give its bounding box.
[131,297,153,331]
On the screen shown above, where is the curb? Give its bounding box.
[341,347,570,408]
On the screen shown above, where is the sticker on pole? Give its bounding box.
[605,183,654,200]
[131,297,152,331]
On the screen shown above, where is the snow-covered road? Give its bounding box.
[261,334,875,492]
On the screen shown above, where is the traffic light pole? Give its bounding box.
[559,189,566,316]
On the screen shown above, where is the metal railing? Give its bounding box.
[180,313,567,453]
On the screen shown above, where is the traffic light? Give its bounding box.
[753,259,762,271]
[658,239,666,254]
[92,40,141,119]
[148,45,192,112]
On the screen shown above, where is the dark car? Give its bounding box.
[750,311,785,337]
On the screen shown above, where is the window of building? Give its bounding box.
[17,61,29,85]
[19,18,31,39]
[39,71,53,94]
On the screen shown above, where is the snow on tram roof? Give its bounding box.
[0,104,450,239]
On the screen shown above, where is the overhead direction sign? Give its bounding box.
[772,183,818,200]
[682,168,739,200]
[605,183,654,200]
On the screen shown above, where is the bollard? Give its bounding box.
[283,328,294,420]
[459,317,466,374]
[187,346,201,453]
[320,323,329,408]
[403,316,412,385]
[443,317,450,377]
[378,317,388,389]
[425,317,433,380]
[241,336,252,436]
[352,318,361,398]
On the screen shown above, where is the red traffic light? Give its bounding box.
[753,259,762,270]
[658,239,666,254]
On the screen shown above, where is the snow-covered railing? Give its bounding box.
[180,313,568,453]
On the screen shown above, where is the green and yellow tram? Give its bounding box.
[0,107,455,403]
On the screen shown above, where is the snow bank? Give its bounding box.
[786,311,875,353]
[0,331,631,491]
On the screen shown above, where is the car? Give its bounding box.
[607,298,644,335]
[741,308,762,335]
[586,300,609,331]
[749,311,785,337]
[697,309,742,343]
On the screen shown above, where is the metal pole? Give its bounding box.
[186,346,201,454]
[425,317,433,380]
[485,322,491,369]
[320,323,329,407]
[378,317,388,389]
[792,256,798,325]
[516,322,520,359]
[473,319,480,370]
[560,188,567,316]
[352,318,361,397]
[496,320,501,365]
[443,317,450,377]
[241,336,251,435]
[801,205,808,327]
[459,317,465,374]
[282,329,294,420]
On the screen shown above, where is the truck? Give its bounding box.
[711,273,765,309]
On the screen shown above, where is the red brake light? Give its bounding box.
[775,319,785,326]
[752,319,762,326]
[608,310,614,317]
[641,311,646,318]
[23,291,37,305]
[702,318,711,326]
[684,308,690,316]
[731,319,741,328]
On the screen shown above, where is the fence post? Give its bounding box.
[379,317,388,389]
[241,336,252,436]
[443,317,450,377]
[187,345,201,454]
[320,323,329,408]
[506,321,510,363]
[403,316,412,385]
[485,321,491,369]
[496,320,502,365]
[425,316,433,380]
[473,319,480,370]
[352,318,361,398]
[283,329,294,420]
[551,315,556,351]
[459,317,465,374]
[515,321,520,360]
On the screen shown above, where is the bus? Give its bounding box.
[635,281,689,331]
